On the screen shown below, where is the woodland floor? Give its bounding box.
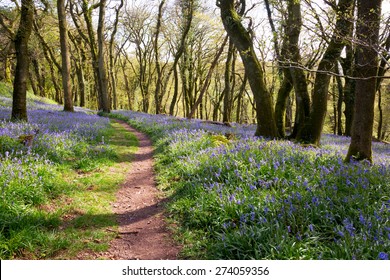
[78,120,180,260]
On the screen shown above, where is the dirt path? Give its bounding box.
[98,120,180,260]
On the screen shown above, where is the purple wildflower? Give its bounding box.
[378,252,389,260]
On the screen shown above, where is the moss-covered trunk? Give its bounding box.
[346,0,382,163]
[12,0,34,122]
[97,0,110,113]
[218,0,277,138]
[297,0,354,145]
[274,70,293,138]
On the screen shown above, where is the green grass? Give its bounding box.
[0,120,138,259]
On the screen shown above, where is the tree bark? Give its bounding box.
[274,70,293,138]
[169,0,194,116]
[298,0,354,145]
[335,68,344,135]
[222,39,234,123]
[97,0,110,113]
[377,88,383,140]
[108,0,124,111]
[282,0,310,139]
[154,0,165,114]
[188,36,228,119]
[345,0,382,163]
[58,0,74,112]
[12,0,34,122]
[217,0,278,138]
[31,57,45,97]
[342,44,356,136]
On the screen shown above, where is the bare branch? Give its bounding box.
[272,60,390,80]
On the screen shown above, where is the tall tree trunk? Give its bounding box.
[154,0,165,114]
[275,70,293,137]
[75,63,86,107]
[377,88,383,140]
[81,0,102,111]
[298,0,354,145]
[342,44,356,136]
[31,57,45,97]
[374,33,390,140]
[109,0,123,111]
[169,0,194,115]
[346,0,382,163]
[58,0,74,112]
[235,73,247,123]
[188,36,228,119]
[222,39,234,123]
[283,0,310,140]
[332,77,338,134]
[335,68,344,135]
[97,0,110,113]
[12,0,34,122]
[217,0,278,138]
[273,0,305,138]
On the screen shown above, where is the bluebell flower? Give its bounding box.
[343,218,355,237]
[337,230,345,238]
[359,213,366,225]
[378,252,389,260]
[312,196,320,206]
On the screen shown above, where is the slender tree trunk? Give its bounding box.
[12,0,34,122]
[332,78,338,134]
[97,0,110,113]
[275,70,293,137]
[75,63,86,107]
[298,0,354,145]
[108,0,123,111]
[284,0,311,140]
[343,44,356,136]
[222,40,234,123]
[154,0,165,114]
[217,0,278,138]
[58,0,74,112]
[374,33,390,140]
[188,36,228,119]
[264,0,281,74]
[31,58,45,97]
[336,70,344,135]
[236,73,247,123]
[29,71,38,97]
[377,88,383,140]
[81,0,103,111]
[169,0,194,115]
[346,0,382,163]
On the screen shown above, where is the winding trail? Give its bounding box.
[99,120,180,260]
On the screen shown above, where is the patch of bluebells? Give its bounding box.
[114,110,389,259]
[1,98,111,161]
[0,150,58,206]
[0,95,112,207]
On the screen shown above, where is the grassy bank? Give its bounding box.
[0,89,138,259]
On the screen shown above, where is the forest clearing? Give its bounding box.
[1,0,390,261]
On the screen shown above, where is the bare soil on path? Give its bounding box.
[97,120,180,260]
